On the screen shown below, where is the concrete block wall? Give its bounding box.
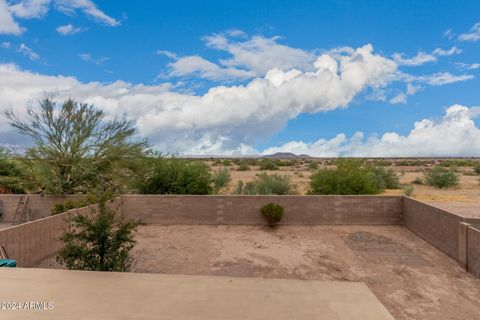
[467,226,480,277]
[403,197,468,261]
[120,195,403,225]
[0,194,82,222]
[0,205,97,267]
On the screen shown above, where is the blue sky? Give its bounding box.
[1,0,480,156]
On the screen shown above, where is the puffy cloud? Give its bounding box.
[0,44,398,154]
[16,43,39,60]
[1,41,11,48]
[159,33,316,81]
[262,105,480,157]
[7,0,50,18]
[56,23,86,35]
[204,33,316,76]
[432,46,462,56]
[0,0,23,34]
[458,22,480,42]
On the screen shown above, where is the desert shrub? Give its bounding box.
[474,163,480,175]
[372,167,400,189]
[234,173,294,195]
[424,166,459,189]
[412,177,424,185]
[439,159,475,167]
[275,160,295,167]
[254,173,294,195]
[52,196,98,215]
[213,168,231,193]
[57,201,137,271]
[403,185,414,196]
[237,163,250,171]
[139,158,212,194]
[308,161,319,170]
[261,203,284,228]
[212,159,222,166]
[308,159,382,195]
[222,159,232,166]
[374,160,392,167]
[259,159,279,171]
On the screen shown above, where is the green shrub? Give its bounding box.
[254,173,294,195]
[213,168,231,193]
[374,160,392,167]
[52,196,98,215]
[275,160,295,167]
[424,166,459,189]
[474,163,480,175]
[261,203,284,228]
[308,161,319,170]
[308,159,382,195]
[412,177,424,185]
[222,159,232,166]
[57,200,138,271]
[372,167,400,189]
[237,163,250,171]
[139,158,212,194]
[403,185,414,196]
[438,159,475,167]
[259,159,279,171]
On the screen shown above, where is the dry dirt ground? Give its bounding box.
[38,224,480,320]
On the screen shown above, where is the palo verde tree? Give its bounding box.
[5,95,147,194]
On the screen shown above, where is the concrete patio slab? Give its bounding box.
[0,268,394,320]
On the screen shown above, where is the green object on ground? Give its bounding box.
[0,259,16,267]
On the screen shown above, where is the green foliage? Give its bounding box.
[438,159,475,167]
[424,166,459,189]
[213,168,231,193]
[235,173,294,195]
[403,185,414,196]
[139,157,212,194]
[372,167,400,189]
[394,160,425,167]
[474,163,480,175]
[261,203,284,228]
[412,177,424,185]
[373,160,393,167]
[234,180,257,195]
[275,160,295,167]
[222,159,232,166]
[0,147,26,193]
[308,159,383,195]
[236,163,250,171]
[5,96,147,195]
[308,161,319,170]
[254,173,294,195]
[57,201,138,271]
[51,196,97,215]
[259,159,279,171]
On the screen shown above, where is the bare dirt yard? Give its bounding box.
[38,224,480,320]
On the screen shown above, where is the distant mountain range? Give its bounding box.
[261,152,311,159]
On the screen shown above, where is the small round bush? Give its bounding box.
[237,163,250,171]
[308,161,319,170]
[259,159,279,171]
[261,203,284,228]
[474,163,480,175]
[424,166,459,189]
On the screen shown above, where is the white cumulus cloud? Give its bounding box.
[262,105,480,157]
[0,44,398,155]
[458,22,480,42]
